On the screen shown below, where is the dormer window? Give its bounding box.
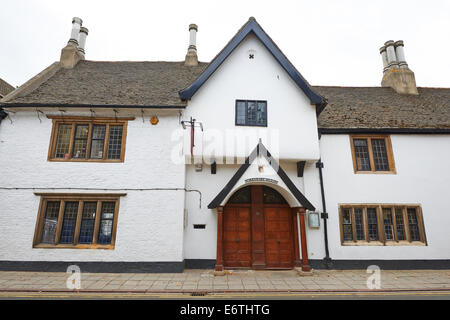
[235,100,267,127]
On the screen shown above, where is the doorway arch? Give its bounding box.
[222,185,299,270]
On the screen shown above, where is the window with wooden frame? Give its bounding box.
[235,100,267,127]
[47,116,133,162]
[339,204,427,246]
[33,193,125,249]
[350,135,396,174]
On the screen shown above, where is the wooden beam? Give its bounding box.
[297,161,306,177]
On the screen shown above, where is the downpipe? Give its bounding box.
[316,159,333,269]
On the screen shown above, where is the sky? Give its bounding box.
[0,0,449,88]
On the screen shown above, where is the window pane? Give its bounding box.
[342,208,353,241]
[98,202,115,244]
[72,125,89,158]
[263,186,287,204]
[383,208,394,240]
[59,202,79,244]
[89,125,106,159]
[367,208,379,241]
[236,101,246,125]
[256,102,267,126]
[247,101,257,125]
[54,124,72,158]
[79,202,97,244]
[354,208,364,240]
[353,139,371,171]
[371,139,390,171]
[407,208,421,241]
[41,201,60,244]
[107,126,123,159]
[395,208,406,240]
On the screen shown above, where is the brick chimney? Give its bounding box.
[185,24,198,66]
[60,17,88,68]
[379,40,418,95]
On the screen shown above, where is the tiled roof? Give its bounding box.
[3,61,208,107]
[2,60,449,129]
[0,78,14,97]
[315,86,450,129]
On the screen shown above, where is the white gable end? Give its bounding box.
[183,34,320,162]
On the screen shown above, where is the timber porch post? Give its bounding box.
[299,207,311,271]
[292,207,301,268]
[215,206,224,271]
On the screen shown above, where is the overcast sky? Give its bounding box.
[1,0,449,88]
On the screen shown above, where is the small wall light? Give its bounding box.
[150,116,159,125]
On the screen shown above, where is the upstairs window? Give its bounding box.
[235,100,267,127]
[48,116,132,162]
[350,135,396,174]
[339,204,427,246]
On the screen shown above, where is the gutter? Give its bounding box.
[319,128,450,134]
[0,103,187,109]
[316,159,333,269]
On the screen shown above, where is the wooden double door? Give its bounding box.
[222,185,295,269]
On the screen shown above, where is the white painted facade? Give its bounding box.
[0,28,449,270]
[0,109,186,263]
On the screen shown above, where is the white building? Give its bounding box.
[0,17,449,272]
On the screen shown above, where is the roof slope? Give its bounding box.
[0,78,14,97]
[316,86,450,130]
[3,61,208,107]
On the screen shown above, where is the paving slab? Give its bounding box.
[0,269,449,293]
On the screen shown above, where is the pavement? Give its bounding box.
[0,269,449,294]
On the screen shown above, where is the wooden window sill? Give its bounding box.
[33,244,115,250]
[48,158,123,163]
[354,170,396,175]
[342,241,426,246]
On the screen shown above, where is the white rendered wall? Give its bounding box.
[182,33,320,162]
[183,161,319,260]
[0,109,186,262]
[320,134,450,260]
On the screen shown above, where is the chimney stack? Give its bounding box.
[379,40,418,95]
[185,24,198,66]
[60,17,87,69]
[77,27,89,56]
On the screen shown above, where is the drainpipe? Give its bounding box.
[0,108,7,124]
[316,159,333,269]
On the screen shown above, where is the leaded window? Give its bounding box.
[235,100,267,126]
[367,208,379,241]
[34,195,122,249]
[354,208,365,240]
[228,186,252,204]
[48,117,129,162]
[342,208,353,241]
[350,135,395,173]
[263,186,287,204]
[407,208,421,241]
[353,139,371,171]
[41,201,60,244]
[383,208,394,241]
[340,205,426,245]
